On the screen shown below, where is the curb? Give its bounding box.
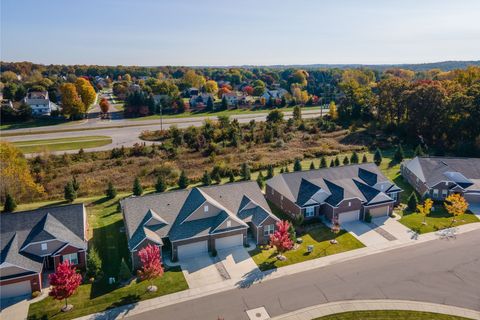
[270,299,480,320]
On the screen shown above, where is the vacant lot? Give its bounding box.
[13,135,112,153]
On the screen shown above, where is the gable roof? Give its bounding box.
[266,163,399,207]
[122,181,277,249]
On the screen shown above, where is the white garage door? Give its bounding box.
[338,210,360,224]
[177,240,208,260]
[369,206,389,218]
[215,234,243,251]
[0,280,31,299]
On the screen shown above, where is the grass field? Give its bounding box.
[314,310,472,320]
[0,118,77,130]
[12,135,112,153]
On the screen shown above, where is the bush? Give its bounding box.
[364,212,372,223]
[407,192,418,211]
[31,291,41,299]
[86,246,103,279]
[118,258,132,282]
[3,193,17,213]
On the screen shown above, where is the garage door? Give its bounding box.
[338,210,360,224]
[177,240,208,260]
[465,193,480,205]
[215,234,243,251]
[369,206,390,218]
[0,280,31,299]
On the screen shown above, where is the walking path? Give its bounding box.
[270,299,480,320]
[72,222,480,320]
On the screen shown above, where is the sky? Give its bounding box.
[1,0,479,66]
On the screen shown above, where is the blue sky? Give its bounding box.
[1,0,479,66]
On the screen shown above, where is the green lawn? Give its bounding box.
[399,206,479,234]
[12,135,112,153]
[0,118,77,130]
[129,105,325,121]
[249,223,365,271]
[27,195,188,320]
[314,310,472,320]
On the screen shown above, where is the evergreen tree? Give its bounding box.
[105,181,117,199]
[118,258,132,282]
[202,170,212,186]
[72,175,80,191]
[178,170,189,189]
[228,171,235,183]
[256,171,265,189]
[86,246,102,279]
[293,105,302,122]
[374,148,383,166]
[329,159,335,167]
[343,156,350,165]
[266,165,274,179]
[414,144,425,157]
[212,171,222,184]
[132,177,143,196]
[221,96,228,110]
[334,156,340,167]
[3,193,17,212]
[407,192,418,211]
[320,156,327,168]
[280,167,285,174]
[284,166,290,173]
[64,181,77,202]
[294,159,302,171]
[350,152,359,164]
[362,154,368,163]
[393,144,405,162]
[155,176,167,193]
[241,163,251,180]
[310,161,315,170]
[206,96,214,111]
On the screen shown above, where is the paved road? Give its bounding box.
[128,230,480,320]
[1,109,325,154]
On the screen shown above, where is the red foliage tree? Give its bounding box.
[48,261,82,311]
[269,220,294,256]
[217,86,231,98]
[137,244,164,290]
[243,85,254,96]
[99,97,110,113]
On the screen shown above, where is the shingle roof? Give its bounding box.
[266,163,400,207]
[122,181,277,249]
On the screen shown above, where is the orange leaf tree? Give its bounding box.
[444,193,468,223]
[269,220,294,256]
[417,198,433,225]
[99,97,110,113]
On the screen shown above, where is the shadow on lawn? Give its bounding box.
[89,294,140,320]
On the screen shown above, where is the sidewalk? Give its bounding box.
[74,222,480,320]
[270,299,480,320]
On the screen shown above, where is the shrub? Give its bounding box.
[374,148,383,166]
[105,181,117,199]
[211,249,217,257]
[86,246,103,279]
[293,158,302,171]
[364,212,372,223]
[31,291,41,299]
[118,258,132,282]
[3,193,17,213]
[407,192,418,211]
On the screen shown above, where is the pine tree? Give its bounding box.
[241,163,251,180]
[414,144,425,157]
[393,144,405,162]
[3,193,17,212]
[334,156,340,167]
[178,170,189,189]
[228,171,235,183]
[374,148,383,166]
[202,170,212,186]
[309,161,315,170]
[105,181,117,199]
[132,177,143,196]
[72,176,80,191]
[155,176,167,193]
[320,156,327,168]
[343,156,350,165]
[294,159,302,171]
[407,192,418,211]
[212,171,221,184]
[86,246,102,279]
[256,171,265,189]
[362,154,368,163]
[280,167,285,174]
[266,165,274,179]
[64,181,77,202]
[329,159,335,167]
[350,152,359,164]
[118,258,132,282]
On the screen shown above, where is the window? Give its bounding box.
[62,253,79,265]
[433,189,439,198]
[442,189,448,198]
[41,243,48,251]
[280,195,284,201]
[264,224,275,237]
[348,201,351,207]
[391,192,398,200]
[226,220,231,228]
[204,205,209,212]
[305,207,315,218]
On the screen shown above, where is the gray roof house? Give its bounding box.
[121,181,279,265]
[265,163,402,224]
[23,91,59,117]
[401,157,480,208]
[0,204,87,301]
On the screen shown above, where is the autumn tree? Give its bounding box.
[269,220,294,259]
[204,80,218,94]
[417,198,433,225]
[328,101,338,120]
[444,194,468,224]
[60,83,85,119]
[183,70,206,89]
[99,97,110,114]
[75,78,96,110]
[137,244,164,292]
[49,261,82,312]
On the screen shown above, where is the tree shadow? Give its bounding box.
[235,267,276,288]
[90,294,140,320]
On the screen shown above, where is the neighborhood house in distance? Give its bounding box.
[402,157,480,208]
[0,204,87,300]
[266,163,402,223]
[121,181,280,265]
[23,90,59,116]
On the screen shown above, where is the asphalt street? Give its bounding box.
[128,230,480,320]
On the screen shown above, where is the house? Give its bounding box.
[266,163,402,224]
[121,181,279,266]
[23,91,59,116]
[185,87,199,97]
[223,91,248,107]
[401,157,480,206]
[261,89,288,101]
[189,93,213,109]
[0,204,88,300]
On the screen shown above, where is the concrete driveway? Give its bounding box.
[179,255,225,289]
[0,298,29,320]
[217,246,259,281]
[342,221,390,247]
[372,216,417,242]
